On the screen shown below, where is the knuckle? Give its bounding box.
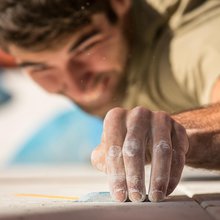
[130,106,151,118]
[127,107,151,133]
[154,140,172,154]
[105,107,126,122]
[107,145,122,158]
[132,106,149,114]
[123,139,142,157]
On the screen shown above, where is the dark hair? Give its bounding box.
[0,0,117,51]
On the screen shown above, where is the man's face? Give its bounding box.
[9,12,130,117]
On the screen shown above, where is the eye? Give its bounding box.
[71,30,106,56]
[31,65,50,72]
[76,40,101,55]
[23,65,51,74]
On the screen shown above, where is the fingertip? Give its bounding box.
[112,190,127,202]
[91,149,106,172]
[129,192,146,202]
[148,190,165,202]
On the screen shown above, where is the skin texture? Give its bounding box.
[91,85,220,202]
[173,102,220,170]
[91,107,189,202]
[4,0,220,202]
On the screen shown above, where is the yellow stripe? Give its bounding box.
[16,193,79,200]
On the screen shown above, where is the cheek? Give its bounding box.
[27,72,63,93]
[83,42,127,72]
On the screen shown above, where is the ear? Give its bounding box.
[110,0,132,18]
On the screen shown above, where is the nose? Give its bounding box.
[66,59,94,91]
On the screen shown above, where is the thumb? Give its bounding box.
[91,144,106,173]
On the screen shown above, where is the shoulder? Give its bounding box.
[170,13,220,105]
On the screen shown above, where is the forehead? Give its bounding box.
[8,13,111,62]
[8,26,96,62]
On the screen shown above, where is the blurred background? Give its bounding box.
[0,50,103,168]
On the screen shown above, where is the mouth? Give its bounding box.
[65,71,123,117]
[79,72,110,93]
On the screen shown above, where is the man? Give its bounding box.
[0,0,220,203]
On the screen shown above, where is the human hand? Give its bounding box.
[91,107,189,202]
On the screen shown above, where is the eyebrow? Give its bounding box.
[68,29,101,53]
[18,61,46,68]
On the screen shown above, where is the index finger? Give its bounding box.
[104,108,127,202]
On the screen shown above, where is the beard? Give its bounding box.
[58,70,128,118]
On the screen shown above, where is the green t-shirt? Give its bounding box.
[123,0,220,114]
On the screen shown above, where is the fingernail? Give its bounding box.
[149,190,165,202]
[113,190,127,202]
[130,192,145,202]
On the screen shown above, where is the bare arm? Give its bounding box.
[91,105,220,203]
[91,79,220,203]
[173,103,220,170]
[173,78,220,170]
